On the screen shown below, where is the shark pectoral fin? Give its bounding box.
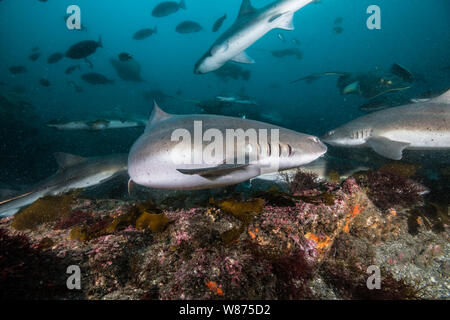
[177,163,249,177]
[231,51,255,64]
[54,152,87,168]
[0,191,34,205]
[274,12,295,30]
[366,137,410,160]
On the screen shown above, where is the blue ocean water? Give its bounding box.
[0,0,449,183]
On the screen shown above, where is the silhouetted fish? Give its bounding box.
[29,52,41,61]
[110,58,144,82]
[152,0,186,17]
[133,27,157,40]
[66,37,102,59]
[81,72,114,85]
[333,26,344,34]
[39,78,51,87]
[65,65,81,75]
[47,53,64,64]
[176,21,203,34]
[212,14,227,32]
[9,66,27,74]
[270,48,302,59]
[119,53,133,61]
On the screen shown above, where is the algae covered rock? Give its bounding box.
[11,194,74,230]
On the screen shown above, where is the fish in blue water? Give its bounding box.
[133,27,158,40]
[152,0,186,17]
[176,21,203,34]
[66,37,102,59]
[81,72,114,85]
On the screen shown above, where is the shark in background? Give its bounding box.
[194,0,314,74]
[0,153,128,217]
[322,89,450,160]
[47,118,147,131]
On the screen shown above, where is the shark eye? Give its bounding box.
[307,137,320,144]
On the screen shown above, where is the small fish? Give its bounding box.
[152,0,186,18]
[29,52,41,61]
[81,72,114,85]
[270,48,303,60]
[390,63,414,83]
[292,38,301,46]
[212,14,227,33]
[39,78,51,87]
[334,17,343,25]
[133,27,158,40]
[9,66,27,74]
[66,37,102,59]
[65,65,81,75]
[277,33,286,42]
[67,80,84,93]
[176,21,203,34]
[47,53,64,64]
[119,52,133,61]
[333,26,344,34]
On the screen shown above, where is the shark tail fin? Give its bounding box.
[179,0,186,10]
[98,36,103,48]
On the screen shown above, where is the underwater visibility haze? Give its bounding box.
[0,0,449,302]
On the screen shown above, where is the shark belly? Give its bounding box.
[382,130,450,149]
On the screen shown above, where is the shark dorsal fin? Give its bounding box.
[54,152,87,168]
[145,101,172,132]
[432,88,450,104]
[238,0,257,17]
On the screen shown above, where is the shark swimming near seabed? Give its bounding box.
[127,102,327,191]
[0,153,128,217]
[321,89,450,160]
[194,0,314,74]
